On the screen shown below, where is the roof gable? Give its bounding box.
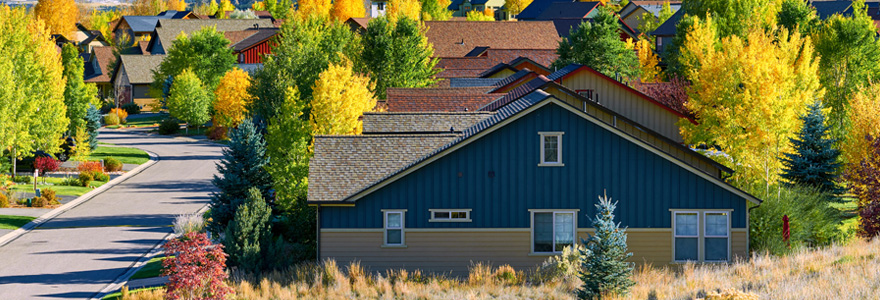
[535,2,601,19]
[151,19,275,54]
[116,55,165,84]
[84,46,115,83]
[651,7,683,36]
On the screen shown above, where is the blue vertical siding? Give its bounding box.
[321,103,749,229]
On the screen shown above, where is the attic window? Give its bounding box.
[539,132,564,166]
[429,209,472,222]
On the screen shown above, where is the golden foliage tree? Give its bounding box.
[216,0,235,18]
[466,9,495,21]
[387,0,421,23]
[0,6,68,166]
[213,68,253,128]
[679,17,823,186]
[842,83,880,166]
[505,0,532,18]
[167,0,187,11]
[331,0,365,21]
[130,0,167,16]
[627,38,661,82]
[34,0,78,37]
[310,61,377,135]
[296,0,332,19]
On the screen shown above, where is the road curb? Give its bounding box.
[0,150,159,248]
[92,204,210,299]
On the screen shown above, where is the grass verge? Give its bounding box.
[0,215,37,230]
[88,146,150,165]
[129,256,169,280]
[10,177,107,196]
[101,286,165,300]
[124,115,165,128]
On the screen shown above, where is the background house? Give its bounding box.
[448,0,507,19]
[83,46,116,99]
[112,55,164,110]
[518,1,638,38]
[146,19,275,55]
[110,10,199,46]
[618,1,681,31]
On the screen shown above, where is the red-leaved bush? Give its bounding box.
[845,135,880,238]
[162,232,232,300]
[35,156,60,175]
[632,76,694,119]
[77,161,103,173]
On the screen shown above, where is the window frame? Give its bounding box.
[382,209,406,247]
[429,209,472,222]
[538,132,564,167]
[575,89,595,100]
[529,209,579,254]
[670,209,732,263]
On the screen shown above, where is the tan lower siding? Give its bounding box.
[732,231,748,260]
[322,228,743,276]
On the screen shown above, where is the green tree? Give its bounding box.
[780,101,843,197]
[0,6,68,173]
[223,187,273,272]
[150,26,236,98]
[61,43,93,135]
[85,104,101,150]
[361,16,439,99]
[249,15,359,124]
[636,1,674,40]
[577,192,634,299]
[812,0,880,141]
[167,69,212,133]
[777,0,816,34]
[420,0,451,20]
[208,120,273,235]
[554,7,639,80]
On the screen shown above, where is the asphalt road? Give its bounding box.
[0,128,224,299]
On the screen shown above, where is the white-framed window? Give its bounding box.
[531,210,578,253]
[538,132,564,166]
[672,210,730,262]
[383,210,406,246]
[429,209,472,222]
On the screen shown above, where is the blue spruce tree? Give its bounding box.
[780,101,843,199]
[208,120,273,235]
[85,104,102,150]
[578,192,634,300]
[223,187,273,272]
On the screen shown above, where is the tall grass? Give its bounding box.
[119,239,880,299]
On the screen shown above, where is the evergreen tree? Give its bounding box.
[85,104,101,150]
[553,6,639,80]
[781,101,843,197]
[208,120,273,235]
[361,16,439,99]
[578,192,634,300]
[223,187,273,272]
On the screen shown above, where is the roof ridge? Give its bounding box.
[315,134,461,138]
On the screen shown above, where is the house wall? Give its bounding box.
[487,68,516,79]
[320,103,750,271]
[558,70,685,143]
[115,66,132,106]
[239,41,273,64]
[321,229,749,276]
[132,84,158,111]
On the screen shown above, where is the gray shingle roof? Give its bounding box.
[362,112,496,134]
[449,78,503,87]
[308,134,459,202]
[153,19,275,54]
[119,55,165,84]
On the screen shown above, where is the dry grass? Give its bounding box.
[120,239,880,300]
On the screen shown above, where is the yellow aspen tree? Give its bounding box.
[213,68,253,128]
[310,61,377,135]
[631,38,661,82]
[331,0,365,21]
[679,17,823,186]
[167,0,187,11]
[504,0,533,18]
[34,0,77,37]
[387,0,421,23]
[296,0,332,20]
[843,84,880,166]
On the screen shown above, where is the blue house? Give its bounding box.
[308,77,761,275]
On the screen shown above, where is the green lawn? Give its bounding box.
[124,115,165,127]
[129,256,169,280]
[10,177,107,196]
[87,146,150,165]
[0,215,36,230]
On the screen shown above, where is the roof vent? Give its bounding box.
[254,23,260,29]
[457,39,465,45]
[449,126,455,132]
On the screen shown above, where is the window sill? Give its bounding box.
[538,163,565,167]
[381,245,408,249]
[528,252,561,256]
[428,219,472,223]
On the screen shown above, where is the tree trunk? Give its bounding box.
[11,147,16,176]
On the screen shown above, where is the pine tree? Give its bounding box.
[577,192,634,300]
[85,105,101,150]
[208,120,273,235]
[223,187,273,272]
[780,101,843,197]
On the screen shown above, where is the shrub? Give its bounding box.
[77,161,103,173]
[34,156,60,175]
[121,102,141,115]
[207,125,227,141]
[31,196,47,208]
[78,172,93,187]
[534,244,587,283]
[159,119,180,135]
[100,100,116,114]
[223,188,272,272]
[0,193,9,208]
[578,192,634,299]
[42,188,60,205]
[90,171,109,182]
[104,113,120,125]
[491,264,523,285]
[104,157,123,172]
[845,135,880,238]
[749,184,847,255]
[14,175,31,184]
[110,108,129,122]
[60,176,81,186]
[162,232,233,300]
[173,213,206,235]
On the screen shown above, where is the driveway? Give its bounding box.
[0,128,224,299]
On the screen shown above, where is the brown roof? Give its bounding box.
[434,49,558,78]
[224,30,256,46]
[347,17,371,30]
[84,46,116,83]
[362,112,495,133]
[385,94,501,112]
[387,86,495,95]
[152,19,275,54]
[308,134,459,202]
[424,21,560,57]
